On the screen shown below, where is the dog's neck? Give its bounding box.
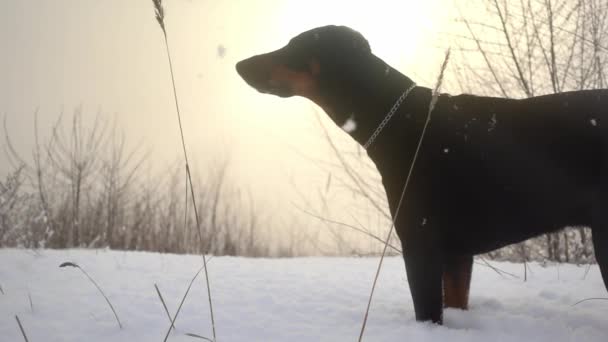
[332,55,423,154]
[348,59,412,135]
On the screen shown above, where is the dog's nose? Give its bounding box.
[236,58,258,82]
[235,59,248,78]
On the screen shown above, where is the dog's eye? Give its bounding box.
[281,43,313,72]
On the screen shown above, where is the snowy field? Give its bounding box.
[0,249,606,341]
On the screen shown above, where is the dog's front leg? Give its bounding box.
[403,244,444,323]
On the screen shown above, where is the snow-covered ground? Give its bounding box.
[0,249,606,341]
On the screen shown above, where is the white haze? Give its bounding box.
[0,0,462,252]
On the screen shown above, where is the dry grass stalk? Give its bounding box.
[15,315,29,342]
[477,258,519,279]
[163,260,213,342]
[571,297,608,306]
[154,283,176,330]
[583,264,592,280]
[298,201,514,279]
[357,49,451,342]
[28,291,34,313]
[185,332,214,341]
[59,261,122,329]
[294,204,402,254]
[150,1,216,339]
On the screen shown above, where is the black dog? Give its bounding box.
[236,25,608,324]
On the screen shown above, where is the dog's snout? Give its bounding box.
[236,56,267,87]
[236,50,299,98]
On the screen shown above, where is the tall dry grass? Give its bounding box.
[357,49,452,341]
[151,0,216,339]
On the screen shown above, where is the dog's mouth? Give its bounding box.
[263,80,293,98]
[249,80,293,98]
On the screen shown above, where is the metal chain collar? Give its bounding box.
[363,83,417,150]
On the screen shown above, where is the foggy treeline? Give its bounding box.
[0,109,271,256]
[1,0,607,262]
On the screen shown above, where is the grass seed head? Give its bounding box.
[152,0,166,32]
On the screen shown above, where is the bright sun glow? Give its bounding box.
[276,0,446,70]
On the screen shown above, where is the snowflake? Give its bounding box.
[341,115,357,133]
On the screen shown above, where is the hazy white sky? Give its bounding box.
[1,0,459,224]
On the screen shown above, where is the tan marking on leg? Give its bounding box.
[443,255,473,310]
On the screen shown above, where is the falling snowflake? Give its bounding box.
[217,44,226,59]
[341,115,357,133]
[590,118,598,127]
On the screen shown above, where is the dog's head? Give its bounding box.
[236,26,372,125]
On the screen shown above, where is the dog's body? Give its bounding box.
[236,25,608,324]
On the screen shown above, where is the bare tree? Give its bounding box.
[285,110,402,256]
[42,108,109,247]
[453,0,607,262]
[1,108,281,256]
[100,126,147,249]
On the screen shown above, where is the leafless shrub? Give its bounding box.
[1,109,269,257]
[289,113,398,256]
[450,0,606,263]
[0,167,24,244]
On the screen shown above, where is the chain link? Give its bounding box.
[363,83,417,150]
